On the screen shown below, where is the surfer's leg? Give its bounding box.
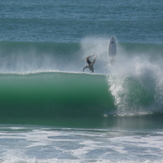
[89,65,94,73]
[83,66,89,72]
[92,56,97,65]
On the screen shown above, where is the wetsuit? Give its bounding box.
[83,55,96,73]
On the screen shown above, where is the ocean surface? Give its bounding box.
[0,0,163,162]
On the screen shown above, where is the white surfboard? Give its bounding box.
[108,37,116,65]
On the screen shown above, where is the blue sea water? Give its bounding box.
[0,0,163,162]
[0,0,163,43]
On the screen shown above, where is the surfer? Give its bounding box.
[83,54,97,73]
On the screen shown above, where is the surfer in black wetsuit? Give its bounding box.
[83,54,97,73]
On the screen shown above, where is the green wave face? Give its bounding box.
[0,73,114,118]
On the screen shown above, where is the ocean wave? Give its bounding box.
[0,71,163,120]
[0,40,163,121]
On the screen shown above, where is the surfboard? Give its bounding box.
[108,37,116,65]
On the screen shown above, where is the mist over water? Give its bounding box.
[107,41,163,116]
[0,36,162,76]
[0,37,111,74]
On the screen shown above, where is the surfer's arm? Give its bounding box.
[83,66,89,72]
[91,56,97,65]
[86,54,95,60]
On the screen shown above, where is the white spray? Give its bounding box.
[107,43,163,116]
